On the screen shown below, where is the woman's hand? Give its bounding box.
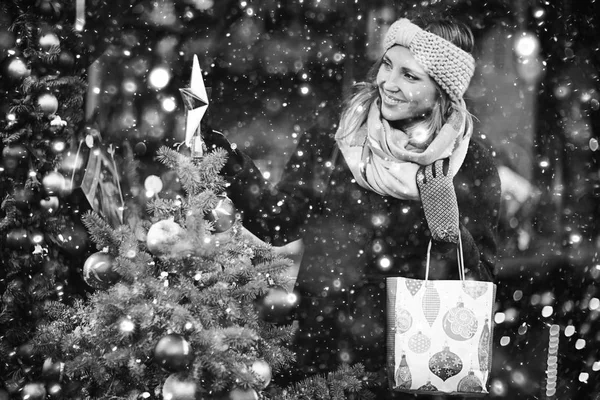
[416,158,460,243]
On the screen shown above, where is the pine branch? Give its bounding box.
[81,211,122,253]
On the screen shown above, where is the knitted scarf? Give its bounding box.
[335,100,471,201]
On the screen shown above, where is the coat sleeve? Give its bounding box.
[454,140,502,281]
[431,140,501,281]
[203,128,335,246]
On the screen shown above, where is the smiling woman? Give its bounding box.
[203,15,501,399]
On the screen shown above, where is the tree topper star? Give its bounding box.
[179,55,209,147]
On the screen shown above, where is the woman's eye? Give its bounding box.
[405,73,417,81]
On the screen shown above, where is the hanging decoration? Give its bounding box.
[422,283,440,327]
[394,354,412,389]
[179,55,209,159]
[442,302,478,341]
[395,308,413,334]
[457,370,484,393]
[407,331,431,354]
[429,346,463,382]
[405,279,422,296]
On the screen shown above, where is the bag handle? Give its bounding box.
[425,229,465,281]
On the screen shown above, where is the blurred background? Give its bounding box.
[4,0,600,398]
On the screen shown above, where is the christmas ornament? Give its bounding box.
[255,286,298,324]
[479,319,491,373]
[37,0,62,18]
[407,331,431,354]
[16,342,36,364]
[42,357,64,382]
[20,383,46,400]
[154,334,194,372]
[5,228,31,250]
[206,195,236,233]
[2,143,29,171]
[13,186,36,209]
[146,219,187,255]
[422,283,440,327]
[144,175,163,194]
[46,383,63,399]
[179,55,209,152]
[395,308,412,334]
[40,196,60,214]
[405,279,422,296]
[462,281,488,300]
[37,93,59,116]
[457,370,484,393]
[394,354,411,389]
[227,388,258,400]
[418,381,438,391]
[58,50,75,68]
[442,302,478,341]
[4,56,31,80]
[429,346,463,381]
[162,374,200,400]
[83,251,120,290]
[56,222,88,254]
[250,359,272,388]
[42,171,67,196]
[38,32,60,51]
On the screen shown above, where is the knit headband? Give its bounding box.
[383,18,475,102]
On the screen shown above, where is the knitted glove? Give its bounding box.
[417,158,460,243]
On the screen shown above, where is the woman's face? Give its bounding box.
[376,45,438,123]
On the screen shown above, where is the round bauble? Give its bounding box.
[37,0,62,18]
[255,286,299,324]
[154,334,194,372]
[42,171,66,196]
[42,357,65,382]
[162,374,201,400]
[58,50,75,69]
[13,186,36,210]
[83,252,120,290]
[21,383,46,400]
[20,383,46,400]
[16,342,36,364]
[5,227,32,250]
[206,195,236,233]
[227,388,258,400]
[146,219,187,255]
[250,359,272,388]
[2,143,29,171]
[4,56,31,80]
[37,93,59,116]
[38,32,60,51]
[46,383,63,399]
[56,223,89,255]
[40,196,60,214]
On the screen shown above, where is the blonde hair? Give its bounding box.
[338,18,474,144]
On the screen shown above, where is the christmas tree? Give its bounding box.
[0,0,92,395]
[29,144,375,399]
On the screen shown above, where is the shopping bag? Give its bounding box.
[386,234,496,396]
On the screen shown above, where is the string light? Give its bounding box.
[545,324,559,399]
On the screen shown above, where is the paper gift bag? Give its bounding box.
[386,236,496,397]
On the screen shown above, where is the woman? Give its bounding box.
[205,17,501,397]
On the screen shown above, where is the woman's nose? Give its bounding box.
[382,72,402,91]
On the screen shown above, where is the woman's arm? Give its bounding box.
[454,140,502,281]
[203,128,335,246]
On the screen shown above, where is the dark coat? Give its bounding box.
[205,126,501,394]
